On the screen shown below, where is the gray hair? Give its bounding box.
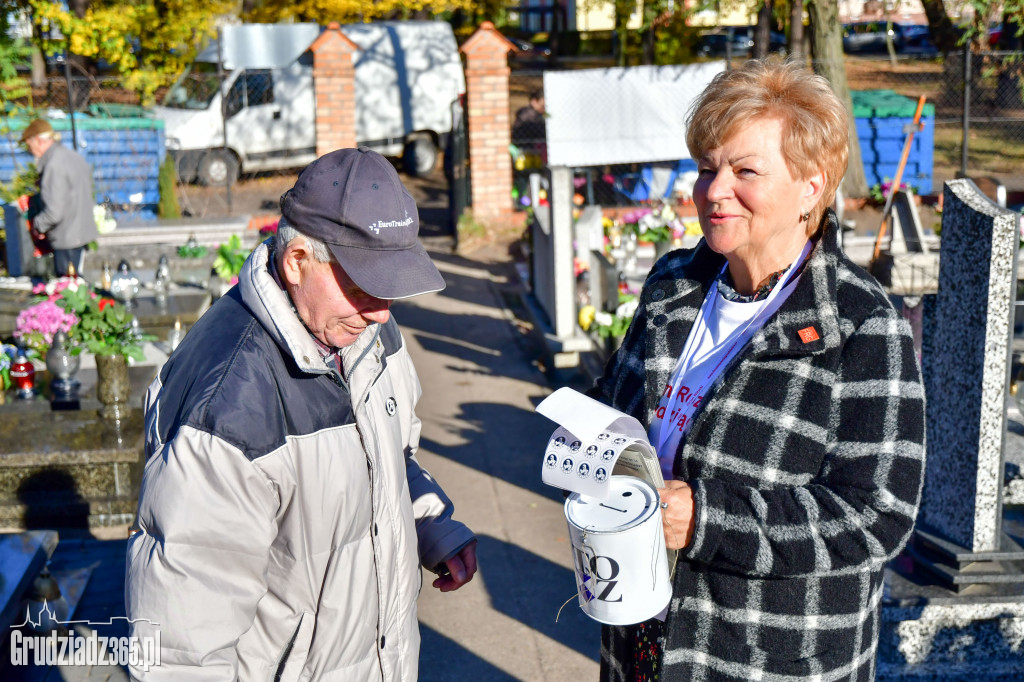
[275,218,333,263]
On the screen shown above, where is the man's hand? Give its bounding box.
[431,540,478,592]
[658,481,696,550]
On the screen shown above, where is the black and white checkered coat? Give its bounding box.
[592,213,925,682]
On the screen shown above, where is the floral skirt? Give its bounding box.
[631,618,664,681]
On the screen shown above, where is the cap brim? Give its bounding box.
[328,241,446,300]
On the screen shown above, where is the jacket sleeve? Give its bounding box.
[31,162,69,235]
[396,342,476,571]
[126,426,279,681]
[683,308,926,578]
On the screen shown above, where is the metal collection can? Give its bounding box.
[564,476,671,625]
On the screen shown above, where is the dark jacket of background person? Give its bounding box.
[126,241,475,680]
[32,141,98,250]
[592,213,926,681]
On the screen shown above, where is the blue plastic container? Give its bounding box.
[852,90,935,195]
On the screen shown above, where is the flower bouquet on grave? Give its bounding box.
[55,286,154,362]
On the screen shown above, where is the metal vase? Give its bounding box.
[95,354,130,420]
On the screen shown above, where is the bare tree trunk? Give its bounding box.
[808,0,868,199]
[920,0,962,54]
[67,0,90,17]
[31,49,46,87]
[789,0,805,63]
[884,17,898,65]
[754,2,772,60]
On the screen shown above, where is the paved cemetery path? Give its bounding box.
[393,243,601,681]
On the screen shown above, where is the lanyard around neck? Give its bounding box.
[655,240,811,454]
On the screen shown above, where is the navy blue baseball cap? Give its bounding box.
[279,147,445,300]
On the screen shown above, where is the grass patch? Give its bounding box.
[933,123,1024,176]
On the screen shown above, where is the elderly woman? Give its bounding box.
[591,60,925,681]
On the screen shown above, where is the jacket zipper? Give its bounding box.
[345,325,388,678]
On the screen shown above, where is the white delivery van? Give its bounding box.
[155,21,465,185]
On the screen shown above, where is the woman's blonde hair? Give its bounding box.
[685,59,849,236]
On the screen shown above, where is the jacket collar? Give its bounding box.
[640,211,844,422]
[239,240,381,375]
[36,142,58,172]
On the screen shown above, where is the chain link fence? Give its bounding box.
[510,51,1024,212]
[0,76,168,223]
[1,71,305,220]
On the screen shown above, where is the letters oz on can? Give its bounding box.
[564,476,671,625]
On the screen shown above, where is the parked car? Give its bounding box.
[155,21,465,184]
[697,26,786,58]
[842,21,895,52]
[505,35,552,64]
[898,25,939,55]
[842,22,936,54]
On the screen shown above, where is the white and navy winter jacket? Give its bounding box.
[594,212,926,681]
[126,241,474,681]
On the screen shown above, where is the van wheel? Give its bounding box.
[403,138,438,177]
[197,150,239,186]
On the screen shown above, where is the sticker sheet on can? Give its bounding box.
[541,425,639,498]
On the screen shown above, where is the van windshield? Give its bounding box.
[162,62,228,109]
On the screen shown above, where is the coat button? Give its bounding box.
[653,314,667,326]
[380,636,386,648]
[374,523,378,536]
[651,288,665,301]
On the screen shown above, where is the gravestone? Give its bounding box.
[525,167,593,369]
[877,178,1024,681]
[916,178,1021,565]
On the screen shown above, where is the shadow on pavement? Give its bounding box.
[475,533,599,662]
[418,625,519,682]
[392,264,549,388]
[418,401,562,502]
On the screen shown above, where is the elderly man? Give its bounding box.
[21,119,97,276]
[126,147,477,680]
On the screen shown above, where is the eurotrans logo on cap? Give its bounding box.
[368,215,414,235]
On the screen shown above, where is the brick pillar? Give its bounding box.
[459,22,517,220]
[310,23,358,157]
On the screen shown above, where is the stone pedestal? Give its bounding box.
[0,360,157,530]
[879,556,1024,681]
[0,408,145,530]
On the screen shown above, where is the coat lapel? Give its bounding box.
[746,215,843,360]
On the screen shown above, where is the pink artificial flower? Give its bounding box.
[13,300,78,355]
[621,208,653,225]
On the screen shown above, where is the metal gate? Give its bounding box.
[445,96,471,241]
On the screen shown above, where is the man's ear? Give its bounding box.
[279,239,308,287]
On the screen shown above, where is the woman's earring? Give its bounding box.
[800,211,810,222]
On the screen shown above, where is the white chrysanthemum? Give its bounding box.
[616,299,639,319]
